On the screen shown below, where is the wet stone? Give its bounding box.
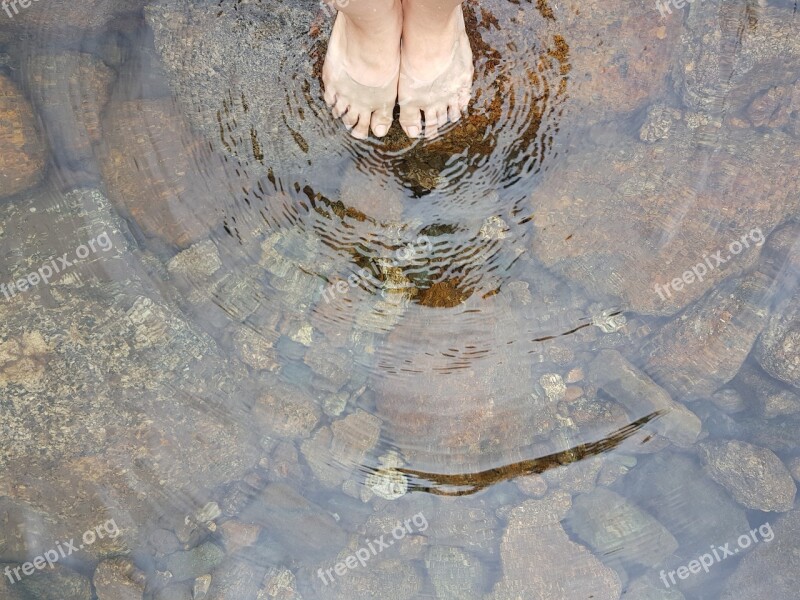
[163,542,226,582]
[194,575,212,599]
[154,583,193,600]
[641,271,772,400]
[588,350,701,447]
[206,557,266,600]
[756,289,800,391]
[697,440,796,512]
[489,491,621,600]
[232,326,280,372]
[15,564,92,600]
[251,381,320,439]
[426,546,486,600]
[0,73,46,198]
[567,488,678,568]
[258,567,303,600]
[99,97,231,248]
[21,52,114,172]
[625,452,751,572]
[304,342,354,392]
[710,388,748,414]
[219,519,261,555]
[720,509,799,600]
[93,558,146,600]
[240,483,347,565]
[734,364,800,418]
[312,558,422,600]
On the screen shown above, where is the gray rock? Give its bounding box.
[240,484,347,565]
[675,2,800,114]
[734,364,800,418]
[259,567,303,600]
[697,440,796,512]
[625,575,685,600]
[568,488,678,568]
[720,510,798,600]
[207,557,267,600]
[14,565,92,600]
[488,491,621,600]
[624,452,750,583]
[710,389,748,414]
[426,546,486,600]
[154,583,193,600]
[588,350,701,447]
[163,543,226,583]
[756,290,800,390]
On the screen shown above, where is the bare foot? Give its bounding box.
[322,3,402,139]
[399,3,473,139]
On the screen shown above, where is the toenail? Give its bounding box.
[375,125,388,137]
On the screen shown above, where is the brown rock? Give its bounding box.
[0,73,45,198]
[21,52,113,168]
[93,558,146,600]
[251,381,320,439]
[641,271,772,399]
[99,97,231,247]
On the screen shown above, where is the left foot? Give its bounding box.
[398,3,473,139]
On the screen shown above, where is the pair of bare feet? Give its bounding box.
[322,0,473,140]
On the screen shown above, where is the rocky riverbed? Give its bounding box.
[0,0,798,598]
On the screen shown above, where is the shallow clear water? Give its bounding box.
[0,0,799,599]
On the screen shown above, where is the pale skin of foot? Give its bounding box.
[322,0,473,140]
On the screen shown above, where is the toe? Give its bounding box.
[342,109,359,130]
[423,107,440,139]
[400,105,423,139]
[436,107,449,127]
[352,112,371,139]
[448,102,461,123]
[324,87,336,106]
[332,98,349,119]
[371,107,393,138]
[458,91,471,112]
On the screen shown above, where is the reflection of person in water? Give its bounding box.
[322,0,474,140]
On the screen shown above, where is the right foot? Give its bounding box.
[322,3,402,139]
[398,3,473,139]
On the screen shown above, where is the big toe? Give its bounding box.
[400,105,422,139]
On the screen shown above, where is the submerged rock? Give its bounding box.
[21,52,113,172]
[0,73,46,198]
[625,452,751,585]
[641,271,772,400]
[675,2,800,115]
[720,509,798,600]
[93,558,146,600]
[588,350,701,447]
[531,111,800,316]
[99,97,233,247]
[697,440,796,512]
[756,291,800,390]
[567,488,678,569]
[488,491,621,600]
[426,546,486,600]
